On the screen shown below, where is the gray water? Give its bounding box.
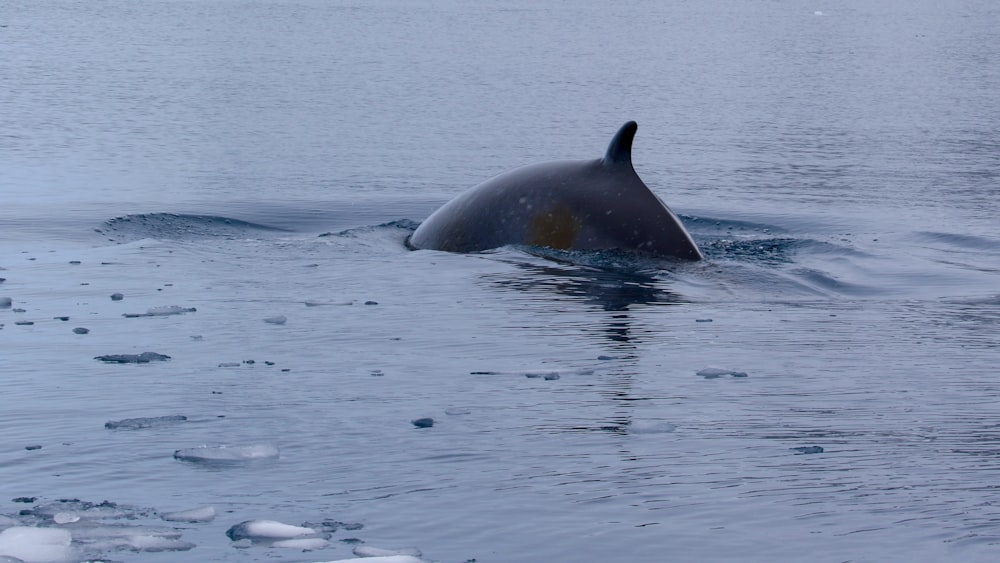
[2,1,1000,561]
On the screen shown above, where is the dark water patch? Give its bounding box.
[483,258,686,310]
[99,213,292,243]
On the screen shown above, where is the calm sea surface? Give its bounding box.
[2,1,1000,562]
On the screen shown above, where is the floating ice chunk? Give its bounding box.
[123,535,195,552]
[174,444,279,464]
[792,446,824,454]
[272,537,330,549]
[105,415,187,430]
[444,408,471,416]
[471,368,593,377]
[317,556,423,563]
[264,315,287,325]
[52,513,79,524]
[0,298,11,308]
[0,527,73,563]
[122,306,196,318]
[160,506,216,523]
[225,520,315,541]
[354,546,422,558]
[696,367,748,379]
[411,418,434,428]
[628,421,677,434]
[94,352,171,364]
[304,300,354,307]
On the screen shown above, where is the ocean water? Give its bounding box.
[2,0,1000,561]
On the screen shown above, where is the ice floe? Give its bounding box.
[0,527,72,563]
[122,305,196,318]
[105,415,187,430]
[225,519,315,541]
[160,505,216,523]
[173,444,279,464]
[353,545,422,558]
[272,537,330,549]
[696,367,748,378]
[94,352,171,364]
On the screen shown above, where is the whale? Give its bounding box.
[407,121,703,261]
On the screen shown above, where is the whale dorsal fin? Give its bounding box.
[602,121,638,167]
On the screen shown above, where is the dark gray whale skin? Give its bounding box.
[408,121,703,261]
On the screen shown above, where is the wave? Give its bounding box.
[98,213,292,242]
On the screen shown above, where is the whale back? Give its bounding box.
[408,122,702,261]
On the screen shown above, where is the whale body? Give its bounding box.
[408,121,702,261]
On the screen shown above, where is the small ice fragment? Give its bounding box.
[354,546,422,558]
[190,335,203,340]
[272,537,329,549]
[160,506,216,523]
[69,260,81,265]
[53,316,69,321]
[110,293,124,301]
[105,415,186,430]
[147,306,195,316]
[0,527,73,562]
[73,327,89,334]
[218,362,241,368]
[445,408,471,416]
[597,355,615,360]
[628,421,677,434]
[695,318,713,323]
[53,512,80,524]
[0,297,11,308]
[225,520,315,541]
[318,556,423,563]
[264,315,287,325]
[122,306,196,318]
[25,445,41,451]
[364,300,378,305]
[411,418,434,428]
[696,367,748,378]
[174,444,279,464]
[543,374,560,380]
[14,321,33,326]
[815,10,824,16]
[95,352,170,363]
[792,446,824,454]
